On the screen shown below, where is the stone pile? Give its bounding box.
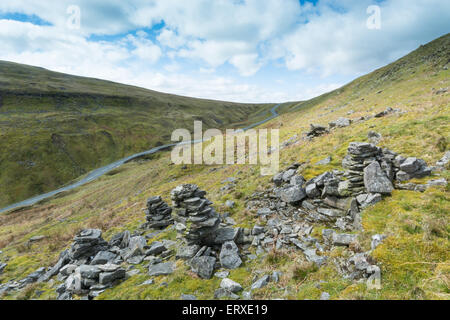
[341,142,384,196]
[142,196,173,229]
[68,229,109,261]
[171,184,221,246]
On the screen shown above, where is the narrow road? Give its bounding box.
[0,103,282,214]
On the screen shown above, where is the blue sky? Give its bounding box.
[0,0,449,102]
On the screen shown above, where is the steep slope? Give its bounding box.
[0,62,274,207]
[0,33,448,300]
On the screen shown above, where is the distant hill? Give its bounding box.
[0,61,274,207]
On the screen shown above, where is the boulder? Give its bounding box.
[190,256,216,279]
[99,268,126,285]
[332,233,357,246]
[176,244,200,260]
[219,241,242,269]
[280,186,306,204]
[363,161,393,194]
[91,251,117,265]
[148,262,175,276]
[220,278,243,293]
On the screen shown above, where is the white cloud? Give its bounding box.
[157,28,186,49]
[0,0,449,102]
[229,54,262,77]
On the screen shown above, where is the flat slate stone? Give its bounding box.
[148,262,175,276]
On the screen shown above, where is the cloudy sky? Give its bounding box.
[0,0,449,103]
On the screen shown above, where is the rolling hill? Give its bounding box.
[0,62,275,207]
[0,33,448,300]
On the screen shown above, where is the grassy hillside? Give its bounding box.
[0,33,448,300]
[0,62,274,207]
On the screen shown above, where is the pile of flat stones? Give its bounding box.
[171,184,221,246]
[141,196,173,229]
[251,141,433,233]
[341,142,388,196]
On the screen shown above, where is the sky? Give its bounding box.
[0,0,449,103]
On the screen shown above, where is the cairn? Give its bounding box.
[171,184,221,245]
[341,142,382,195]
[142,196,173,229]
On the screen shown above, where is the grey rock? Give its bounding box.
[127,256,144,265]
[356,193,382,209]
[145,241,166,256]
[220,278,243,293]
[0,263,7,274]
[59,264,77,277]
[436,151,450,167]
[303,249,327,267]
[290,175,306,186]
[181,294,197,300]
[271,271,282,283]
[280,185,306,204]
[176,244,200,260]
[316,156,332,165]
[69,229,108,261]
[38,249,70,282]
[305,183,321,198]
[332,233,357,246]
[97,263,121,272]
[190,256,216,279]
[65,272,82,294]
[329,117,351,128]
[273,172,284,186]
[99,268,126,285]
[29,235,46,243]
[225,200,235,208]
[282,169,297,182]
[220,241,242,269]
[77,265,101,279]
[364,161,393,194]
[140,279,154,285]
[91,251,117,265]
[427,178,447,187]
[148,262,175,276]
[214,288,239,299]
[257,207,272,216]
[320,292,330,300]
[251,275,270,290]
[214,271,230,279]
[400,157,421,173]
[371,234,387,250]
[215,227,240,244]
[252,225,265,235]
